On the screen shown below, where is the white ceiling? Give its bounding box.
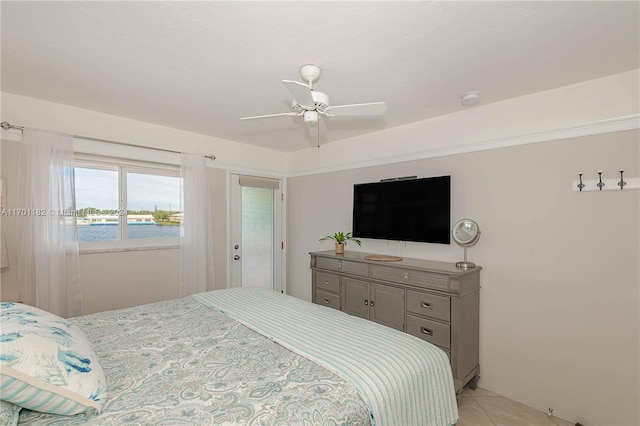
[2,1,638,152]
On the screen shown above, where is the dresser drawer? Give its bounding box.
[371,265,450,291]
[316,257,368,277]
[406,315,451,349]
[314,271,340,293]
[315,289,340,310]
[406,291,451,322]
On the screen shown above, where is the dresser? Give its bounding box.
[310,250,480,394]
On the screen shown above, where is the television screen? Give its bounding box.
[352,176,451,244]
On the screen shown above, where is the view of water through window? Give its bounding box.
[75,166,182,242]
[77,224,180,242]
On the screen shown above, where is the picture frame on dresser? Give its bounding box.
[310,250,481,395]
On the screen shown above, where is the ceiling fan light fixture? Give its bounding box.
[461,91,481,106]
[303,110,318,125]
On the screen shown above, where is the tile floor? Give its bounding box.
[457,388,575,426]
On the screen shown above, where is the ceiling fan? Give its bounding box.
[240,64,386,147]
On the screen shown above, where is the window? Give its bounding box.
[75,159,182,245]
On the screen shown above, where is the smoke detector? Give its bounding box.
[461,91,481,106]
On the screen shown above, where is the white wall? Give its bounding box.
[79,248,180,313]
[287,130,639,425]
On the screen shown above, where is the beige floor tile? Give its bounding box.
[462,387,499,397]
[456,396,495,425]
[474,396,557,426]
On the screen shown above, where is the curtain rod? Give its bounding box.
[0,121,216,161]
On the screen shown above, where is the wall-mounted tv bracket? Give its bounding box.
[380,176,418,182]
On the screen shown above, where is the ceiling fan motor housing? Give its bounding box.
[291,90,329,113]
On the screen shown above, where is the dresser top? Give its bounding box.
[310,250,481,277]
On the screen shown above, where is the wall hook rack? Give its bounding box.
[572,171,639,192]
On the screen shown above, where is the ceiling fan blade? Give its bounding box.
[240,112,300,121]
[324,102,387,117]
[282,80,315,110]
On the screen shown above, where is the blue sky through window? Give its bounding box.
[75,167,181,212]
[128,172,181,211]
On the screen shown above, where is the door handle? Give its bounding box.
[233,255,240,260]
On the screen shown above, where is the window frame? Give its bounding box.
[74,155,181,253]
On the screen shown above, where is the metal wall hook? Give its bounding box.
[596,171,605,191]
[577,173,585,191]
[618,170,626,190]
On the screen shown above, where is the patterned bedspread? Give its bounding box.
[18,296,370,425]
[196,289,458,426]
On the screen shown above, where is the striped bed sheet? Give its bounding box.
[195,288,459,425]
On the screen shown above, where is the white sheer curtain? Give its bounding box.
[16,129,82,318]
[179,153,214,296]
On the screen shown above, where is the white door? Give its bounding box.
[230,174,283,291]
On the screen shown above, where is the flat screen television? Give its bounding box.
[352,176,451,244]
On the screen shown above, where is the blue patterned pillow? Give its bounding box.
[0,303,107,415]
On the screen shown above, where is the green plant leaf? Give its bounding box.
[319,231,361,246]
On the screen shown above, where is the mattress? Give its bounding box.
[17,288,458,425]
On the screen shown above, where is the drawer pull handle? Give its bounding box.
[370,300,375,307]
[324,299,330,304]
[324,280,329,285]
[420,327,433,336]
[421,301,433,309]
[364,300,368,306]
[403,272,409,279]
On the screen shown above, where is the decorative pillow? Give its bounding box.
[0,400,20,426]
[0,302,107,415]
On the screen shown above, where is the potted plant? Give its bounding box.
[319,231,361,254]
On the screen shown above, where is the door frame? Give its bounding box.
[227,171,286,293]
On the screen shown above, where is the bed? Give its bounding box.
[1,288,459,425]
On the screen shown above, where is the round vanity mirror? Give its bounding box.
[452,218,481,269]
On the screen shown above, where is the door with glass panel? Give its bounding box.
[230,174,282,291]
